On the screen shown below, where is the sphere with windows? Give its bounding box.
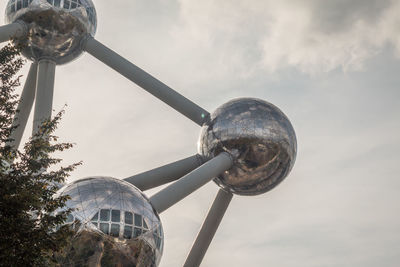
[5,0,97,64]
[55,177,163,267]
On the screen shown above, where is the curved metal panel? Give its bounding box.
[56,176,163,266]
[198,98,297,196]
[5,0,97,64]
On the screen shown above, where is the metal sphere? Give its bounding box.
[198,98,297,196]
[56,177,163,267]
[5,0,97,64]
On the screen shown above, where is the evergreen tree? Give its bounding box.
[0,44,80,266]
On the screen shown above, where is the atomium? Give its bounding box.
[5,0,97,64]
[198,98,297,196]
[1,1,298,265]
[55,177,163,267]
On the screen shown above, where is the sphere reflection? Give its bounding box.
[198,98,297,196]
[56,177,163,267]
[5,0,97,64]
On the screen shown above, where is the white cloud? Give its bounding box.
[1,1,400,266]
[176,0,400,74]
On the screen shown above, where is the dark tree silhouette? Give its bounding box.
[0,44,80,267]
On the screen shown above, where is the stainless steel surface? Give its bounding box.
[150,152,233,214]
[5,0,97,64]
[183,189,233,267]
[0,21,26,43]
[83,37,210,126]
[32,59,55,134]
[198,98,297,196]
[57,176,164,267]
[124,154,204,191]
[9,62,37,148]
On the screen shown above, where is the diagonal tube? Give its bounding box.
[0,22,26,43]
[32,60,56,135]
[150,152,233,214]
[184,189,233,267]
[124,154,204,191]
[8,62,38,148]
[83,37,210,126]
[183,188,233,267]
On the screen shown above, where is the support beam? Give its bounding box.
[124,154,204,191]
[9,62,38,148]
[150,152,233,214]
[83,37,210,126]
[183,189,233,267]
[32,60,56,135]
[0,22,26,43]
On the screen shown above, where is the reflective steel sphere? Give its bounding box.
[56,177,163,267]
[5,0,97,64]
[198,98,297,196]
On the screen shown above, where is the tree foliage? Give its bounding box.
[0,44,80,266]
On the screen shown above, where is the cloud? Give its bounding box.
[1,1,400,266]
[175,0,400,73]
[308,0,392,33]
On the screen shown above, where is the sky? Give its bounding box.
[2,0,400,266]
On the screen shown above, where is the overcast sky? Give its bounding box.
[2,0,400,266]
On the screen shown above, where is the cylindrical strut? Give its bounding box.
[0,22,26,43]
[83,37,210,126]
[32,60,56,135]
[124,154,204,191]
[183,189,233,267]
[150,152,233,214]
[9,62,38,148]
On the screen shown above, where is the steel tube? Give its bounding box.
[9,62,38,148]
[32,60,56,135]
[83,37,210,126]
[0,22,26,43]
[124,154,204,191]
[150,152,233,214]
[183,189,233,267]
